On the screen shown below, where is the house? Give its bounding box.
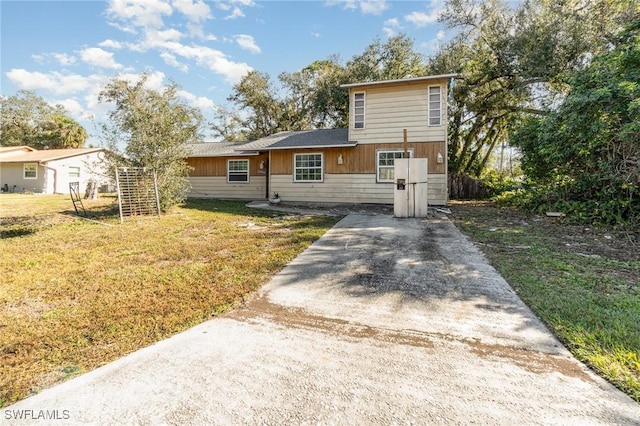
[186,74,455,206]
[0,146,108,194]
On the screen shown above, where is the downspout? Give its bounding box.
[39,162,58,194]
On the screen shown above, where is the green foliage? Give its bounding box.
[98,74,202,210]
[453,202,640,401]
[511,19,640,227]
[433,0,637,178]
[211,35,427,140]
[480,169,522,198]
[0,90,87,149]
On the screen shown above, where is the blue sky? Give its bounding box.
[1,0,450,144]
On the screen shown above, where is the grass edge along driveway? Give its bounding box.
[450,201,640,402]
[0,195,341,407]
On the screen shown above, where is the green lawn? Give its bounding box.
[450,201,640,402]
[0,194,341,407]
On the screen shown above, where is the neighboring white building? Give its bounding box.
[186,75,455,206]
[0,146,108,194]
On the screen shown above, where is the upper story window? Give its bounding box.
[24,163,37,179]
[376,149,413,182]
[354,92,365,129]
[294,153,323,182]
[428,85,442,126]
[227,159,249,183]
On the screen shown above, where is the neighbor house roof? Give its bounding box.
[0,146,37,155]
[340,74,458,90]
[186,129,356,158]
[0,147,104,163]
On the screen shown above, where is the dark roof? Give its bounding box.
[186,129,356,158]
[238,128,355,151]
[269,128,354,150]
[187,141,259,157]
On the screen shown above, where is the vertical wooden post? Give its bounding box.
[403,128,408,158]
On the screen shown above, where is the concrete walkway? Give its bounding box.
[4,214,639,425]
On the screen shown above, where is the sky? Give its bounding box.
[1,0,451,144]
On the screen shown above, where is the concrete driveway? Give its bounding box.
[4,213,639,425]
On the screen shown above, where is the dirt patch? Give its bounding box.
[231,292,594,384]
[450,200,639,263]
[229,294,435,349]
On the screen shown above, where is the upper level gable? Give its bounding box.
[341,75,456,144]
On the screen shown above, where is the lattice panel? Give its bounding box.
[115,167,161,223]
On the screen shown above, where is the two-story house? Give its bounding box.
[186,74,455,206]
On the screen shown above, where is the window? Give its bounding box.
[69,167,81,179]
[354,92,365,129]
[294,153,323,182]
[227,159,249,183]
[376,150,413,182]
[428,86,441,126]
[24,163,37,179]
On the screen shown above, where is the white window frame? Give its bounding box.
[428,85,442,126]
[376,149,413,183]
[293,153,323,183]
[69,166,81,179]
[353,92,365,129]
[227,159,250,183]
[24,163,37,179]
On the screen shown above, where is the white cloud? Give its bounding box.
[106,0,173,30]
[383,17,401,38]
[231,0,255,6]
[79,47,122,69]
[326,0,388,14]
[224,7,245,19]
[325,0,357,11]
[359,0,388,15]
[436,30,446,41]
[160,52,189,72]
[143,28,184,48]
[234,34,261,53]
[112,71,167,92]
[160,41,252,83]
[6,69,105,95]
[99,39,124,49]
[311,31,321,38]
[53,98,85,116]
[31,54,46,64]
[178,89,215,109]
[53,53,77,66]
[172,0,211,22]
[215,2,231,11]
[404,10,439,27]
[404,1,443,28]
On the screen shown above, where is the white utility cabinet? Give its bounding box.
[393,158,429,218]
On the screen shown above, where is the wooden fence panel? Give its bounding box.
[448,174,487,200]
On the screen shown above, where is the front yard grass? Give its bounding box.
[0,194,341,407]
[450,201,640,402]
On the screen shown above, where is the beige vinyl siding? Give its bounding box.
[188,176,266,199]
[271,173,447,206]
[348,80,448,144]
